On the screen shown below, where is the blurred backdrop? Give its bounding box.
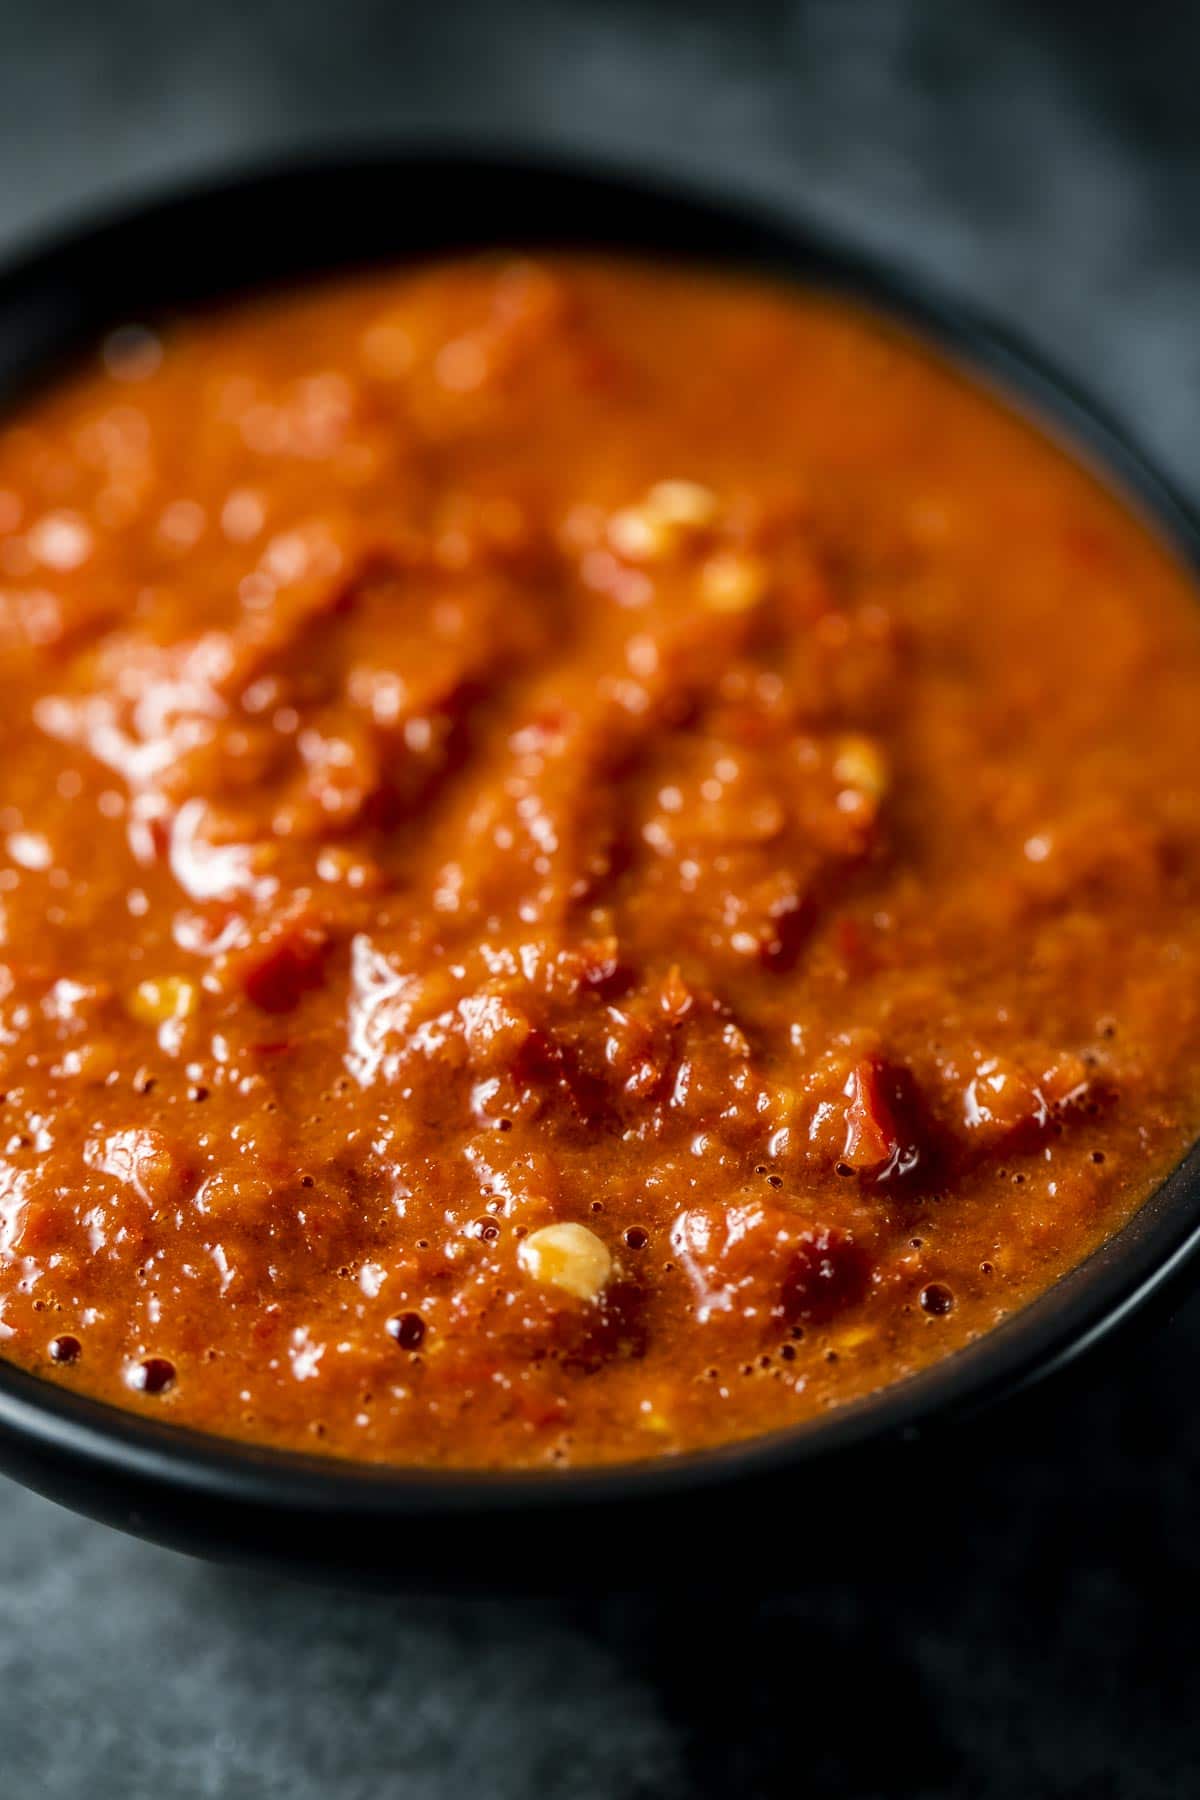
[0,3,1197,1796]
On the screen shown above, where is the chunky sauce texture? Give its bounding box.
[1,257,1199,1467]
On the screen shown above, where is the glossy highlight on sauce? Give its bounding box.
[1,256,1199,1468]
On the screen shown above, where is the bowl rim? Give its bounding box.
[1,140,1199,1519]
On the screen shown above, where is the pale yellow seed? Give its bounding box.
[699,551,766,613]
[832,734,889,799]
[129,976,199,1028]
[609,480,719,563]
[608,506,671,562]
[644,479,718,528]
[518,1222,612,1302]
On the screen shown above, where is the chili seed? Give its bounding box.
[518,1222,612,1302]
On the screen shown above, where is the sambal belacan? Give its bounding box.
[0,257,1198,1466]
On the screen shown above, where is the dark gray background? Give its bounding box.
[0,2,1198,1795]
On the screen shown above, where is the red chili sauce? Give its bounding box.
[0,256,1198,1467]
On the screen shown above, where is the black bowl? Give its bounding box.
[1,148,1199,1585]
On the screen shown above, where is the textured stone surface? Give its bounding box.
[0,3,1197,1794]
